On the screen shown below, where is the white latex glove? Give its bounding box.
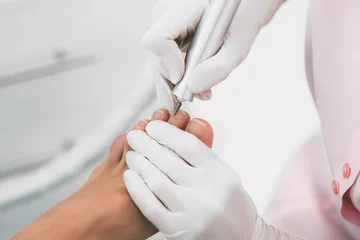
[143,0,285,110]
[124,121,302,240]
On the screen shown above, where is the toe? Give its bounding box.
[186,119,214,148]
[131,119,150,131]
[106,135,127,168]
[168,110,190,130]
[151,109,170,121]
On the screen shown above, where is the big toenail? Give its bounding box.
[139,120,149,127]
[188,119,206,133]
[152,110,164,119]
[174,110,186,119]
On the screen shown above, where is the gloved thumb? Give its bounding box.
[187,31,253,94]
[144,63,177,112]
[187,0,266,95]
[142,0,209,85]
[187,48,233,94]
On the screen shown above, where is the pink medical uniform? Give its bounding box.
[264,0,360,239]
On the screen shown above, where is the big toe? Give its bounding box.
[186,119,214,148]
[167,109,190,130]
[105,119,151,170]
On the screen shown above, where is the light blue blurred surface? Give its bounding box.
[0,0,157,238]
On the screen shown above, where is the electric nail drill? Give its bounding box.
[173,0,242,115]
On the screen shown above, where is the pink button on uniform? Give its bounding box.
[342,163,351,179]
[332,180,340,195]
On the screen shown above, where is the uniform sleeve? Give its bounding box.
[309,0,360,226]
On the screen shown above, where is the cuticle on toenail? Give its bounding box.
[174,110,186,119]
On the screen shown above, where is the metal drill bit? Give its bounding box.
[174,101,182,116]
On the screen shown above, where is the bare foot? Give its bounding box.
[13,109,214,240]
[85,109,213,239]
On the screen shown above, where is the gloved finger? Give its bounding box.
[188,14,259,94]
[126,151,185,211]
[150,55,212,106]
[150,54,171,81]
[142,1,207,84]
[145,121,218,169]
[154,74,177,113]
[145,63,177,112]
[127,130,197,186]
[124,170,175,231]
[187,43,239,94]
[195,89,212,101]
[142,31,184,85]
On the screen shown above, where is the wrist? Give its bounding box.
[250,214,303,240]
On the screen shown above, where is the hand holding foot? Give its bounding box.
[13,109,214,240]
[124,116,259,240]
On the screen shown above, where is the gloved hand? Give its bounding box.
[143,0,285,110]
[124,121,302,240]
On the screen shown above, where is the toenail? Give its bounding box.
[152,110,164,119]
[139,120,149,127]
[174,110,186,119]
[188,119,206,133]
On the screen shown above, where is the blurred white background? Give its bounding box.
[0,0,318,239]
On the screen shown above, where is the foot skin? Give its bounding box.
[84,109,214,239]
[12,109,214,240]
